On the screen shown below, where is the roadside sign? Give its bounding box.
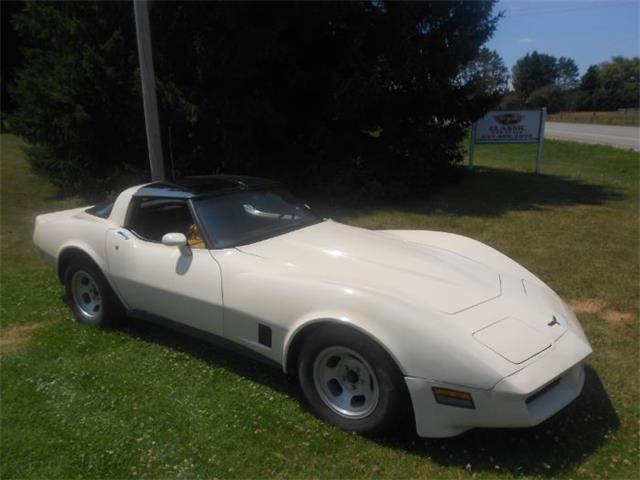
[469,108,547,173]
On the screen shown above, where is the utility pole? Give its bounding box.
[133,0,165,181]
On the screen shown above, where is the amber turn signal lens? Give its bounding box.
[432,387,475,409]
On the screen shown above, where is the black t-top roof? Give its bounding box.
[134,175,280,199]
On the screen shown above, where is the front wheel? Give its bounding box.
[297,326,410,435]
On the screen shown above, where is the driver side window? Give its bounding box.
[126,197,205,248]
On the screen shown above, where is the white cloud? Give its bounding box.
[518,37,534,44]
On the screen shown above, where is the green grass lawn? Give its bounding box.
[1,133,638,478]
[548,111,639,127]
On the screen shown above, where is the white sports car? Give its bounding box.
[33,176,592,438]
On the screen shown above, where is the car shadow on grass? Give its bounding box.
[118,318,617,477]
[315,167,624,219]
[118,317,303,397]
[373,365,619,477]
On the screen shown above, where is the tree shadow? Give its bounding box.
[373,365,619,477]
[314,167,624,219]
[118,318,617,477]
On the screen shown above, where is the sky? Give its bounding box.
[486,0,639,75]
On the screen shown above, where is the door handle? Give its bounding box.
[115,230,130,240]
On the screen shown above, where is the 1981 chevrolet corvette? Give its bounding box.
[33,175,592,438]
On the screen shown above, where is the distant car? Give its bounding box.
[33,175,592,438]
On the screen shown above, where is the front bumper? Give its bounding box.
[405,331,591,438]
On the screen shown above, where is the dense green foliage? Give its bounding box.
[6,1,502,198]
[526,84,570,113]
[580,56,640,111]
[577,65,601,112]
[457,47,509,97]
[555,56,580,91]
[507,51,580,113]
[504,51,639,114]
[511,51,563,98]
[8,1,145,195]
[1,1,24,123]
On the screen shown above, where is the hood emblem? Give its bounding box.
[547,316,560,327]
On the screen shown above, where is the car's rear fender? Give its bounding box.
[33,209,126,303]
[56,242,107,282]
[54,239,131,310]
[33,206,111,268]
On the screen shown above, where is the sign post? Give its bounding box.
[535,107,547,174]
[470,108,546,174]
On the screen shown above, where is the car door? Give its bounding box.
[105,196,223,336]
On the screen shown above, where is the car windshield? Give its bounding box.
[193,188,320,248]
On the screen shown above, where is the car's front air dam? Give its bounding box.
[405,330,592,438]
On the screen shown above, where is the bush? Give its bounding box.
[526,85,568,114]
[498,92,526,110]
[8,2,147,195]
[8,1,501,199]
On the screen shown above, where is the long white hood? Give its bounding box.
[237,220,501,314]
[222,220,590,388]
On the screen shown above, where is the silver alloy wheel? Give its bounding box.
[71,270,102,320]
[312,346,380,419]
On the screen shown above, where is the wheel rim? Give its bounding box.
[71,270,102,319]
[312,346,379,419]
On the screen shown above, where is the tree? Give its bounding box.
[575,58,640,111]
[577,65,600,110]
[511,51,558,98]
[0,0,25,126]
[8,1,501,199]
[527,85,567,113]
[9,2,145,194]
[458,48,509,97]
[498,92,525,110]
[596,56,640,109]
[556,56,579,90]
[511,51,581,112]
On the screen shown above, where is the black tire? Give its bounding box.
[297,325,410,436]
[64,256,125,328]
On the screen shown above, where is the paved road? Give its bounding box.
[545,122,640,151]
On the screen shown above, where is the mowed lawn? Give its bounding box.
[1,133,638,479]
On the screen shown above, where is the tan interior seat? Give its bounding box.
[186,223,206,249]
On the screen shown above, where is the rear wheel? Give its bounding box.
[297,326,409,435]
[64,257,124,327]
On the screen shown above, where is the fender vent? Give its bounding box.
[258,324,272,348]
